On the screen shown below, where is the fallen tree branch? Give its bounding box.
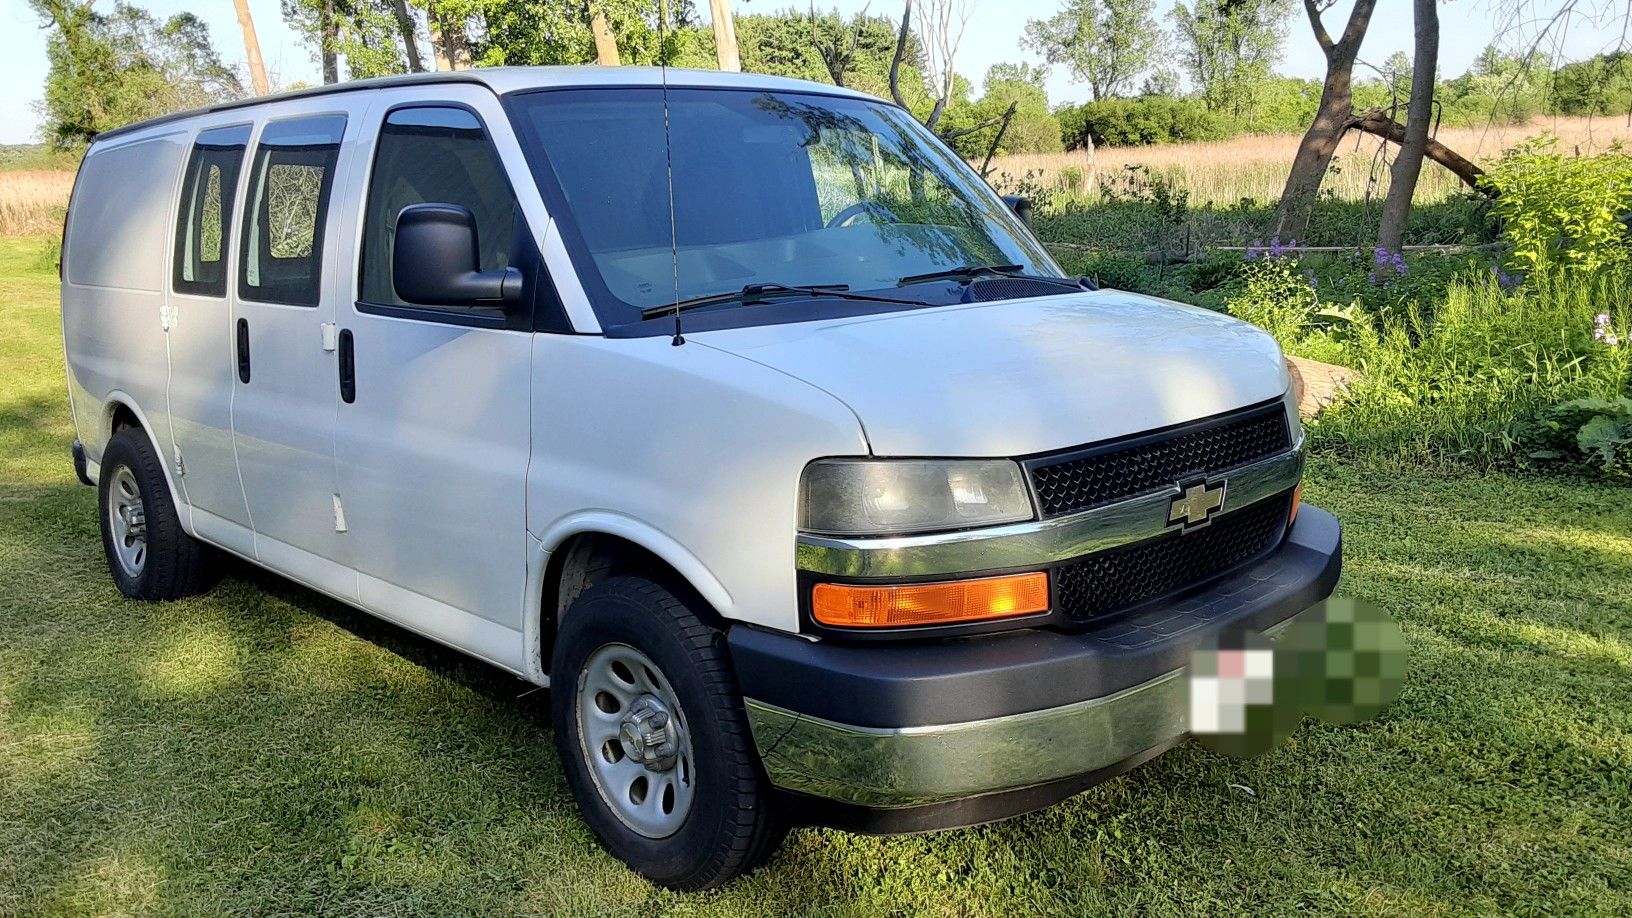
[1347,108,1490,194]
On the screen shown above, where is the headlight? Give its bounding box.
[799,459,1034,536]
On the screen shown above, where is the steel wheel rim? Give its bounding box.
[576,642,696,839]
[107,465,147,578]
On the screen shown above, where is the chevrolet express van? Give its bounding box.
[61,67,1340,889]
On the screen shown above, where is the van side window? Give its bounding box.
[359,106,516,309]
[239,114,347,307]
[173,124,251,297]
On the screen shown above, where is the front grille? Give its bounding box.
[1053,493,1292,624]
[1027,403,1290,518]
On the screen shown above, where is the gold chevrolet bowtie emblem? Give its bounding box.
[1169,481,1227,527]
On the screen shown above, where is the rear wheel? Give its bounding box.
[551,577,785,890]
[97,428,216,600]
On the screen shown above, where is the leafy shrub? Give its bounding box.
[1226,256,1320,344]
[1530,396,1632,476]
[1304,269,1632,465]
[1057,97,1227,149]
[1483,138,1632,273]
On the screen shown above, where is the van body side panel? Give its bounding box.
[332,88,534,638]
[166,122,258,556]
[61,132,190,475]
[229,110,355,596]
[528,336,868,634]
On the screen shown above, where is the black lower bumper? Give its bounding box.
[729,505,1343,830]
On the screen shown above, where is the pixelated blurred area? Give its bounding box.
[1277,597,1408,725]
[1189,598,1406,758]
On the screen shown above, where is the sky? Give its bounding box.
[0,0,1611,145]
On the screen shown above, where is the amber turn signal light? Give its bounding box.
[811,572,1050,628]
[1288,482,1303,527]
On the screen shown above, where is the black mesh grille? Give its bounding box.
[1054,493,1291,624]
[1028,404,1290,518]
[963,277,1085,302]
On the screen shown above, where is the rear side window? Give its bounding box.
[239,114,346,307]
[359,106,516,309]
[173,124,251,297]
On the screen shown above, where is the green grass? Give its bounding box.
[2,234,1630,915]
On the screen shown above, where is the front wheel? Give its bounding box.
[551,577,785,890]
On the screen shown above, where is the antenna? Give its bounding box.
[659,0,684,346]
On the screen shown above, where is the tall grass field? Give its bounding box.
[990,115,1632,207]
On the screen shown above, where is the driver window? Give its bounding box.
[360,106,516,308]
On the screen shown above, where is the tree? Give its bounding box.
[30,0,243,147]
[388,0,425,72]
[233,0,272,94]
[1377,0,1438,252]
[1168,0,1293,118]
[709,0,740,71]
[1267,0,1378,239]
[1022,0,1162,100]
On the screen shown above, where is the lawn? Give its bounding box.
[2,233,1629,916]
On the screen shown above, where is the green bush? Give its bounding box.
[1303,268,1632,465]
[1057,96,1227,149]
[1530,396,1632,476]
[1483,138,1632,273]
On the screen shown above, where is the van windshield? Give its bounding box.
[504,87,1061,328]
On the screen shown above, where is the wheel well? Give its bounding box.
[540,533,722,668]
[110,403,140,434]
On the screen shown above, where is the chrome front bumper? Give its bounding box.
[747,668,1189,808]
[732,505,1342,821]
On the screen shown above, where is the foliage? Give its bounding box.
[1058,95,1226,148]
[1551,51,1632,117]
[1166,0,1293,117]
[1435,45,1551,126]
[1022,0,1163,100]
[1224,254,1319,343]
[28,0,242,148]
[1531,395,1632,476]
[941,64,1062,157]
[1482,138,1632,273]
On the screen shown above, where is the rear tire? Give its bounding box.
[97,428,217,600]
[551,577,785,890]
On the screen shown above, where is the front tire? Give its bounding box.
[97,428,216,600]
[551,577,785,890]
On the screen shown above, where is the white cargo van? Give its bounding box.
[60,67,1339,889]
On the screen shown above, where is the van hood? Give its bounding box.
[695,291,1291,457]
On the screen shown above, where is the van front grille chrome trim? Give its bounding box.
[795,443,1303,579]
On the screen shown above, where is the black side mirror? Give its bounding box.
[392,203,523,308]
[1002,194,1034,228]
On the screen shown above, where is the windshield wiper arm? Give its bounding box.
[897,264,1026,285]
[641,283,932,319]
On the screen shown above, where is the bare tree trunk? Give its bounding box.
[889,0,913,108]
[233,0,270,95]
[320,0,339,83]
[1377,0,1439,253]
[711,0,741,72]
[590,7,620,65]
[388,0,424,72]
[1270,0,1378,240]
[978,101,1018,178]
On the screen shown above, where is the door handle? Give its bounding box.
[338,328,355,404]
[236,318,251,383]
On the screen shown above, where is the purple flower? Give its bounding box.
[1595,326,1608,341]
[1597,313,1612,326]
[1305,268,1318,289]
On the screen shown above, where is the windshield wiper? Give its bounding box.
[897,264,1086,289]
[640,283,932,319]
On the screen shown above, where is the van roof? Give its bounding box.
[91,66,884,145]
